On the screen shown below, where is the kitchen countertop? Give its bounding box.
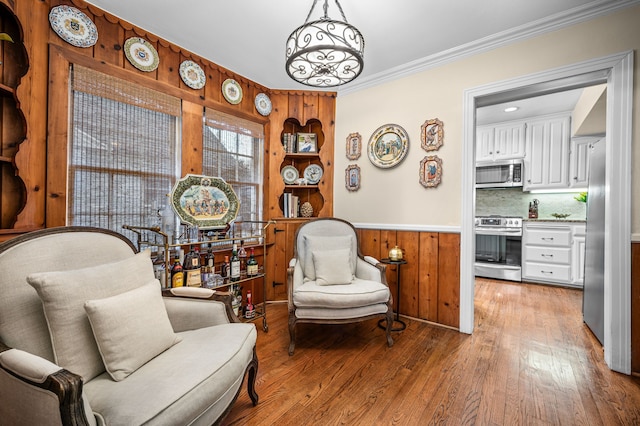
[523,218,586,223]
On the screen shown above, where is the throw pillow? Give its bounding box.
[313,248,354,285]
[84,280,181,381]
[26,250,154,381]
[303,235,354,281]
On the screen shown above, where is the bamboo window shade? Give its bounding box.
[68,64,181,237]
[203,108,264,225]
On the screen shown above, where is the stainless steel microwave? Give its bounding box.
[476,159,523,188]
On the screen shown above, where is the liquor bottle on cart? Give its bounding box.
[246,248,258,277]
[170,256,184,288]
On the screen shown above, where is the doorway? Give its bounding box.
[460,51,634,374]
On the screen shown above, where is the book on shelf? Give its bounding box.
[282,132,317,154]
[283,193,300,218]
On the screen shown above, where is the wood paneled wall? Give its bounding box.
[357,227,460,329]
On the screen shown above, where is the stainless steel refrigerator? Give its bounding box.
[583,138,605,344]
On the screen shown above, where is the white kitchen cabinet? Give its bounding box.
[523,114,571,191]
[476,121,526,162]
[569,137,599,189]
[523,221,585,287]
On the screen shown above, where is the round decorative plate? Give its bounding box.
[170,174,239,229]
[281,165,299,185]
[367,124,410,169]
[49,5,98,48]
[222,79,243,105]
[255,93,272,116]
[124,37,159,72]
[179,60,206,89]
[303,164,323,185]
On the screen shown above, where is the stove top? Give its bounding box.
[475,216,522,228]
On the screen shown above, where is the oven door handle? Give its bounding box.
[475,228,522,236]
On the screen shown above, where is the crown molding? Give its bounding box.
[338,0,640,96]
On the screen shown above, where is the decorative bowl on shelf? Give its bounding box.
[551,213,571,219]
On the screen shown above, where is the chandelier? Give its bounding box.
[285,0,364,87]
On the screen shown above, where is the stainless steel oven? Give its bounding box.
[475,216,522,282]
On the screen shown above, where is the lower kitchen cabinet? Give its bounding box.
[523,221,586,287]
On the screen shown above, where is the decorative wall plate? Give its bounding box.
[281,165,299,185]
[222,79,243,104]
[303,164,323,184]
[124,37,159,72]
[345,164,361,191]
[419,156,443,188]
[49,5,98,48]
[346,132,362,160]
[170,175,239,229]
[367,124,409,169]
[179,60,206,89]
[255,93,272,116]
[421,118,444,151]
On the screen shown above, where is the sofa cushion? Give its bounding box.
[312,248,353,286]
[303,235,354,281]
[293,277,390,309]
[84,281,181,381]
[26,250,155,381]
[84,323,257,426]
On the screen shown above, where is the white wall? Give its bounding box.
[334,5,640,232]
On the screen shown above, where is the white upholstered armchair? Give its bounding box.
[287,218,394,355]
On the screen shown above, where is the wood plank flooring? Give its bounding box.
[223,279,640,425]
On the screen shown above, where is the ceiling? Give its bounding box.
[83,0,634,93]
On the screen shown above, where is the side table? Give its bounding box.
[378,258,407,332]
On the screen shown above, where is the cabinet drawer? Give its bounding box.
[524,227,571,247]
[523,262,571,282]
[524,246,570,264]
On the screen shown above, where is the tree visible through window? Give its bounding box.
[68,65,181,240]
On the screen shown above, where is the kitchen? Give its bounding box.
[473,83,606,342]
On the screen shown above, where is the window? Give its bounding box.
[203,109,264,226]
[68,65,181,240]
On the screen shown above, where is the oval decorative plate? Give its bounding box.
[179,60,206,90]
[170,174,239,229]
[303,164,323,185]
[222,79,243,105]
[281,165,299,185]
[124,37,159,72]
[49,5,98,48]
[255,93,272,116]
[367,124,409,169]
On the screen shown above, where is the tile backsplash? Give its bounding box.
[476,188,587,220]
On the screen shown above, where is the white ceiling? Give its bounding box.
[83,0,636,92]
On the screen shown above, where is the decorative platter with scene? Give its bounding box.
[255,93,272,116]
[304,164,323,184]
[49,5,98,48]
[367,124,409,169]
[222,79,243,104]
[281,165,299,185]
[179,60,206,89]
[170,175,239,229]
[124,37,160,72]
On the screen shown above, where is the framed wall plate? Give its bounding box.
[367,124,409,168]
[49,5,98,48]
[124,37,159,72]
[179,60,206,90]
[419,156,443,188]
[281,165,299,185]
[346,132,362,160]
[255,93,272,116]
[303,164,323,184]
[345,164,361,191]
[170,175,240,229]
[222,79,243,104]
[421,118,444,151]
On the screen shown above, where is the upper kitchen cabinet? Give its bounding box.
[569,136,599,189]
[523,113,571,191]
[476,120,526,163]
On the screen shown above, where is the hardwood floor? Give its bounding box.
[223,279,640,425]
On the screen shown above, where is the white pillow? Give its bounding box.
[312,248,353,286]
[26,250,155,381]
[84,280,181,381]
[303,235,354,281]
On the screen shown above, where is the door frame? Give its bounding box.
[460,51,634,374]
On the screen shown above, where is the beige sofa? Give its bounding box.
[0,226,258,425]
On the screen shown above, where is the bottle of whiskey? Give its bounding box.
[238,240,247,275]
[183,245,202,287]
[230,243,241,282]
[170,256,184,288]
[246,247,258,277]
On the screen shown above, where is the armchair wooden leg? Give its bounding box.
[385,309,394,347]
[247,347,259,406]
[288,314,296,356]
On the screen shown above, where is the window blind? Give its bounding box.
[68,65,181,240]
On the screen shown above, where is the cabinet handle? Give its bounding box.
[527,179,531,183]
[489,151,492,154]
[541,254,554,258]
[496,150,500,154]
[541,237,554,241]
[272,281,284,287]
[273,228,285,234]
[541,270,554,274]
